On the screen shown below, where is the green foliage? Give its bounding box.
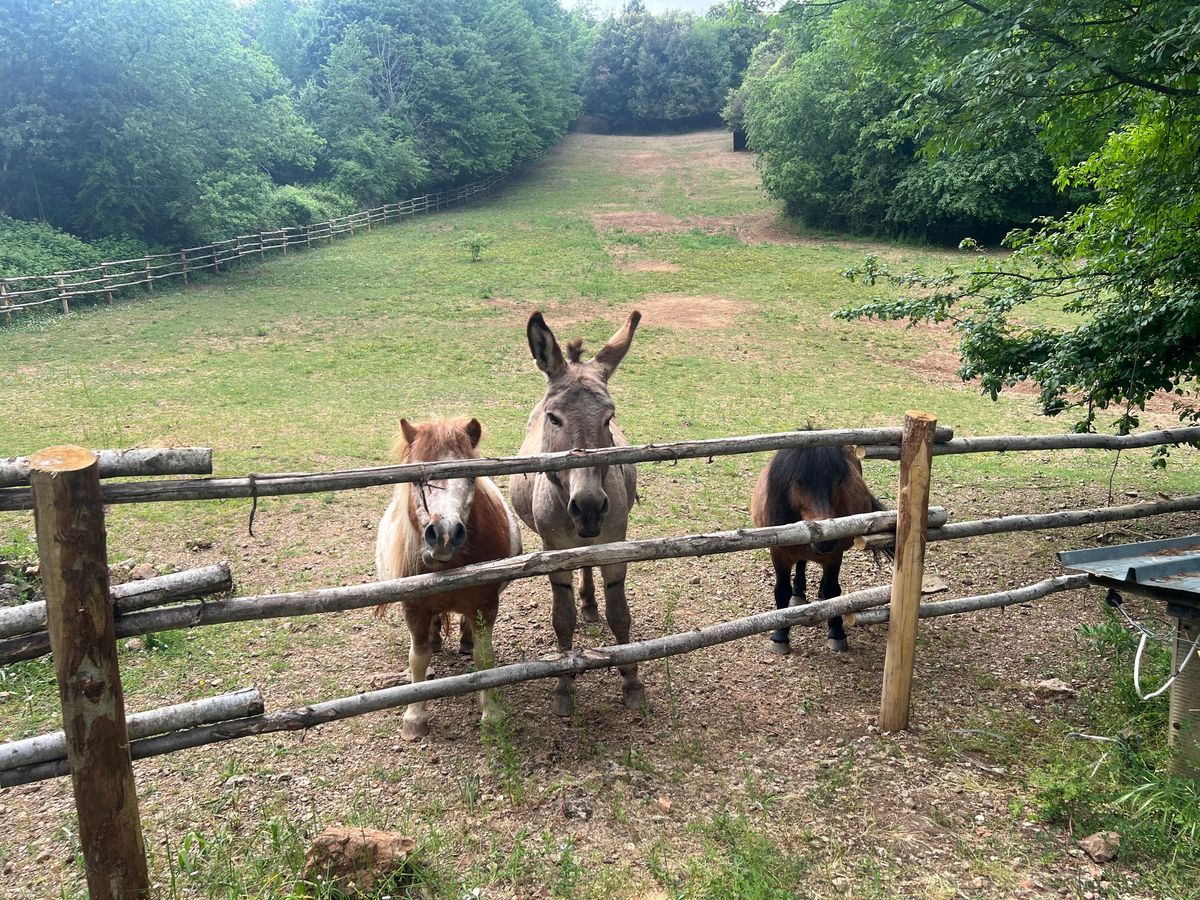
[458,231,494,262]
[269,184,355,230]
[740,6,1062,241]
[582,2,764,132]
[829,0,1200,430]
[0,215,148,279]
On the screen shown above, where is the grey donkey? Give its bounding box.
[510,310,646,716]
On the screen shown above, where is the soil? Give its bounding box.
[636,294,744,329]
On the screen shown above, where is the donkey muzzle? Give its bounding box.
[423,519,467,562]
[568,494,610,539]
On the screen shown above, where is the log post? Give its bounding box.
[57,276,70,314]
[878,411,937,732]
[211,245,220,274]
[1169,611,1200,778]
[179,250,189,286]
[1,281,10,325]
[101,267,114,305]
[29,447,150,898]
[258,232,266,261]
[144,259,153,293]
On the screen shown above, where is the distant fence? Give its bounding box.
[0,176,505,323]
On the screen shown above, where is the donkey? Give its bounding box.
[375,416,522,740]
[750,445,886,655]
[511,310,645,716]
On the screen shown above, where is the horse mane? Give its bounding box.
[565,338,585,363]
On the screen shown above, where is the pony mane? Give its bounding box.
[390,416,483,463]
[565,338,585,363]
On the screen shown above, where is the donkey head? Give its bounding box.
[398,417,483,565]
[526,310,640,538]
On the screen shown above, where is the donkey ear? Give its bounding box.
[592,310,641,381]
[527,311,566,378]
[399,418,418,445]
[463,418,482,447]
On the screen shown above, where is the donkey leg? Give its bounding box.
[819,557,848,652]
[578,567,600,623]
[768,554,794,654]
[474,603,502,724]
[601,562,645,708]
[550,571,578,717]
[402,609,435,740]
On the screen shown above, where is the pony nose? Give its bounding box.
[424,519,467,560]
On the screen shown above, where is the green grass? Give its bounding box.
[3,130,1200,897]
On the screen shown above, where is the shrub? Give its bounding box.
[0,215,149,278]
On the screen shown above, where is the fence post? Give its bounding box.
[102,266,114,305]
[1,281,10,325]
[180,250,189,286]
[258,233,266,262]
[56,276,70,314]
[878,410,938,732]
[29,447,150,898]
[144,258,153,293]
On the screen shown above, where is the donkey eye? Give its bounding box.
[547,412,563,427]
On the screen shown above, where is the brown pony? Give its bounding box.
[375,417,521,740]
[751,445,885,654]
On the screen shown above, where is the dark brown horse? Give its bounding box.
[751,445,885,654]
[375,417,522,740]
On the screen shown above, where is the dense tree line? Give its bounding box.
[581,1,766,132]
[0,0,586,273]
[730,6,1066,242]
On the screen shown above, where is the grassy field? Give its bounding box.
[2,131,1199,898]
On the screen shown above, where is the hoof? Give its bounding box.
[827,637,849,652]
[788,595,805,608]
[579,604,601,624]
[430,634,443,653]
[459,641,474,657]
[622,683,646,709]
[552,690,574,718]
[767,639,791,655]
[400,718,429,741]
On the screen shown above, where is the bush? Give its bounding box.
[0,215,149,278]
[269,184,355,229]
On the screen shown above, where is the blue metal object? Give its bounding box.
[1059,534,1200,610]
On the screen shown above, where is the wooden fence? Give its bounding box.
[0,177,503,323]
[2,420,1198,896]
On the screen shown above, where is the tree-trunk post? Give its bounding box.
[878,410,938,732]
[101,267,114,306]
[211,245,219,274]
[1169,611,1200,778]
[179,250,189,286]
[1,281,10,325]
[57,276,70,315]
[258,232,266,261]
[143,259,153,293]
[29,447,150,898]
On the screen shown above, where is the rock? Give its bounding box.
[560,786,593,821]
[129,563,157,581]
[223,775,251,788]
[656,796,672,814]
[1078,831,1120,864]
[1034,678,1077,700]
[921,573,950,594]
[369,672,408,691]
[0,583,20,605]
[303,826,415,897]
[0,691,14,702]
[124,637,146,652]
[186,538,213,551]
[23,564,39,577]
[117,558,136,570]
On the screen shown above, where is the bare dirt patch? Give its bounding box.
[615,259,682,274]
[590,210,685,234]
[638,294,744,329]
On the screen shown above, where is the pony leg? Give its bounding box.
[578,567,600,623]
[768,554,794,654]
[550,571,577,717]
[401,609,435,740]
[458,612,476,657]
[818,557,848,652]
[473,604,502,724]
[601,562,645,708]
[429,613,444,653]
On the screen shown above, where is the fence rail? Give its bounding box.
[0,178,504,321]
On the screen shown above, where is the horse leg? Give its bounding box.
[601,562,645,708]
[473,602,502,724]
[458,612,476,657]
[550,571,577,717]
[401,608,435,740]
[819,556,848,652]
[429,613,444,653]
[578,567,600,623]
[768,553,795,654]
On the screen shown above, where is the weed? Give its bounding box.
[458,231,493,262]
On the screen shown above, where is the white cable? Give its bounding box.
[1133,624,1200,701]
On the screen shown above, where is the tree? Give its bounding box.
[833,0,1200,433]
